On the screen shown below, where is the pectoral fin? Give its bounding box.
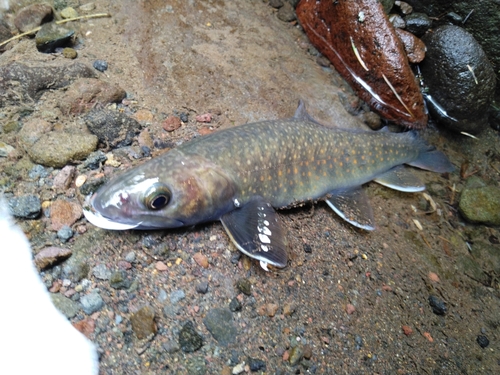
[374,166,425,192]
[326,187,375,230]
[220,196,288,270]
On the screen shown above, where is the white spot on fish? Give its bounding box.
[262,226,271,236]
[263,220,269,226]
[261,245,269,252]
[259,260,269,271]
[259,233,271,244]
[233,198,240,207]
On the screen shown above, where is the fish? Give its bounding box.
[83,101,454,271]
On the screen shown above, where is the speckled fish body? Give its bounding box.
[84,102,454,270]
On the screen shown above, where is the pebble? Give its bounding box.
[57,225,74,242]
[459,183,500,226]
[0,141,15,157]
[50,199,82,231]
[93,59,108,72]
[236,278,252,296]
[170,289,186,304]
[63,47,78,59]
[162,340,180,353]
[195,113,212,123]
[84,108,140,148]
[36,23,75,53]
[229,297,242,312]
[193,252,209,268]
[346,303,356,315]
[163,116,182,131]
[185,356,206,375]
[155,261,168,271]
[196,281,209,294]
[50,293,81,318]
[203,308,238,346]
[92,264,112,280]
[109,270,133,289]
[232,362,245,374]
[60,78,126,115]
[9,194,41,219]
[404,12,431,37]
[14,3,53,33]
[130,305,157,339]
[476,335,489,348]
[83,150,107,170]
[35,246,72,270]
[248,357,266,371]
[269,0,284,8]
[29,164,49,179]
[80,292,104,314]
[402,325,413,336]
[133,109,154,123]
[428,295,447,315]
[394,28,426,63]
[53,165,76,189]
[289,344,304,366]
[179,320,203,353]
[125,251,136,262]
[60,7,78,19]
[277,2,296,22]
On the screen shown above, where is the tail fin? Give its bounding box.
[407,149,455,173]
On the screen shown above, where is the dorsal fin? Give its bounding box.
[293,99,324,125]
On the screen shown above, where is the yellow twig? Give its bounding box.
[0,13,111,48]
[381,73,414,118]
[350,36,369,71]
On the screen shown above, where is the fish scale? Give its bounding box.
[84,101,454,271]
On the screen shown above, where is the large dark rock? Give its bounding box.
[421,25,496,134]
[404,0,500,92]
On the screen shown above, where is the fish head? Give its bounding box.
[84,153,237,230]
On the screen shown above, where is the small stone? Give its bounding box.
[476,335,489,348]
[459,185,500,226]
[93,60,108,72]
[125,251,136,262]
[130,305,157,339]
[14,3,53,33]
[163,116,182,131]
[289,345,304,366]
[236,278,252,296]
[84,108,139,148]
[195,113,212,123]
[155,261,168,271]
[57,225,74,242]
[9,195,41,219]
[63,47,78,59]
[402,325,413,336]
[232,362,245,374]
[79,3,96,12]
[203,308,237,346]
[72,318,95,339]
[162,340,180,353]
[36,23,75,53]
[60,7,78,19]
[404,12,431,37]
[50,293,81,318]
[394,1,412,14]
[196,281,209,294]
[0,141,15,157]
[283,303,295,316]
[346,303,356,315]
[229,297,242,312]
[53,166,76,189]
[179,320,203,353]
[247,356,266,372]
[50,199,82,231]
[269,0,284,9]
[193,252,209,268]
[133,109,154,123]
[109,270,132,289]
[170,289,186,304]
[83,150,107,170]
[35,246,72,270]
[80,292,104,314]
[92,264,111,280]
[277,2,296,22]
[303,344,313,359]
[428,295,447,315]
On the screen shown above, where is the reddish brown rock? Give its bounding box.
[59,78,126,115]
[395,28,426,64]
[34,246,72,270]
[162,116,181,132]
[50,199,82,231]
[296,0,427,128]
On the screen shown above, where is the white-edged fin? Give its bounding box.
[374,166,425,192]
[83,206,142,230]
[326,187,375,231]
[220,196,288,270]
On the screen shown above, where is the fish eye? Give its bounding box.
[144,183,171,210]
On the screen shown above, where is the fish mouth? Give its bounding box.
[83,194,143,230]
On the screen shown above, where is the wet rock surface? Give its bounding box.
[84,108,140,147]
[421,25,496,134]
[1,1,500,374]
[13,3,53,33]
[296,0,427,128]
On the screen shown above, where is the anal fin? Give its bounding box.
[220,196,288,270]
[326,187,375,230]
[374,166,425,192]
